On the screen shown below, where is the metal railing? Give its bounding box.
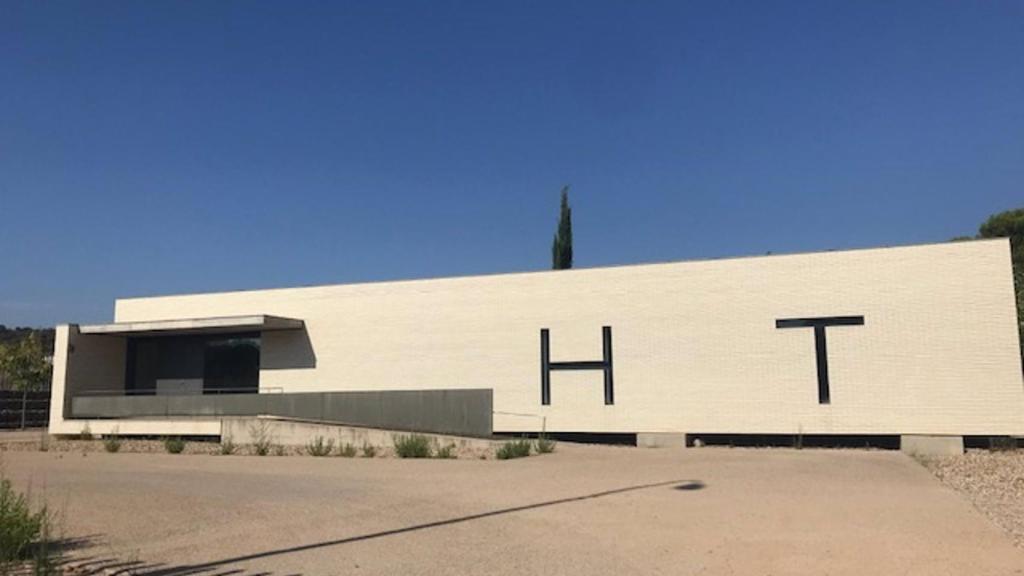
[73,386,284,396]
[68,388,494,437]
[70,387,286,422]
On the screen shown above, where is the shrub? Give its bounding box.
[163,437,186,454]
[496,439,532,460]
[361,443,377,458]
[433,442,457,459]
[0,477,53,568]
[337,442,357,458]
[219,435,237,455]
[103,427,122,453]
[306,436,334,457]
[393,434,432,458]
[272,444,286,457]
[249,420,274,456]
[534,434,556,454]
[78,423,93,442]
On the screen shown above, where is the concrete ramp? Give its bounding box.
[221,416,498,455]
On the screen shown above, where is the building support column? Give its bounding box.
[900,435,964,457]
[636,433,686,448]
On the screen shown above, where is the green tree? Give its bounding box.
[551,186,573,270]
[0,334,51,391]
[977,208,1024,368]
[979,208,1024,268]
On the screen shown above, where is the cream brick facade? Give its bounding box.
[51,239,1024,436]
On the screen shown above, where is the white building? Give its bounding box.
[49,239,1024,449]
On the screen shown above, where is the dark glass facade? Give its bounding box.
[125,332,260,394]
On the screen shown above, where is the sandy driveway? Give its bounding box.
[4,445,1022,575]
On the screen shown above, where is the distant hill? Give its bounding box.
[0,326,56,355]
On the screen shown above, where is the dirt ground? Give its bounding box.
[3,444,1023,575]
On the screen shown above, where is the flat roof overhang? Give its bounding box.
[79,315,305,337]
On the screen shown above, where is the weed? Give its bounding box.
[163,437,186,454]
[433,442,457,459]
[534,434,556,454]
[496,438,532,460]
[272,444,286,457]
[306,436,334,457]
[337,442,357,458]
[393,434,432,458]
[249,420,274,456]
[30,504,59,575]
[361,443,377,458]
[78,423,93,442]
[0,476,57,571]
[0,478,44,564]
[103,427,122,453]
[219,435,237,455]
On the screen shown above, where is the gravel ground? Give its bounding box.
[919,449,1024,548]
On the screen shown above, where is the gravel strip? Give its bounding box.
[0,435,502,459]
[918,450,1024,548]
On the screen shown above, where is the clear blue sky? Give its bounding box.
[1,1,1021,327]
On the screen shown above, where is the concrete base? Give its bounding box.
[900,435,964,457]
[636,433,686,448]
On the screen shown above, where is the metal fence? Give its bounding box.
[0,390,50,429]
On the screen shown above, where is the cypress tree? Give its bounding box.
[551,186,573,269]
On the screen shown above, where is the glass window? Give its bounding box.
[125,332,260,394]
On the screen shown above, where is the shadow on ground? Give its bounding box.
[55,479,703,575]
